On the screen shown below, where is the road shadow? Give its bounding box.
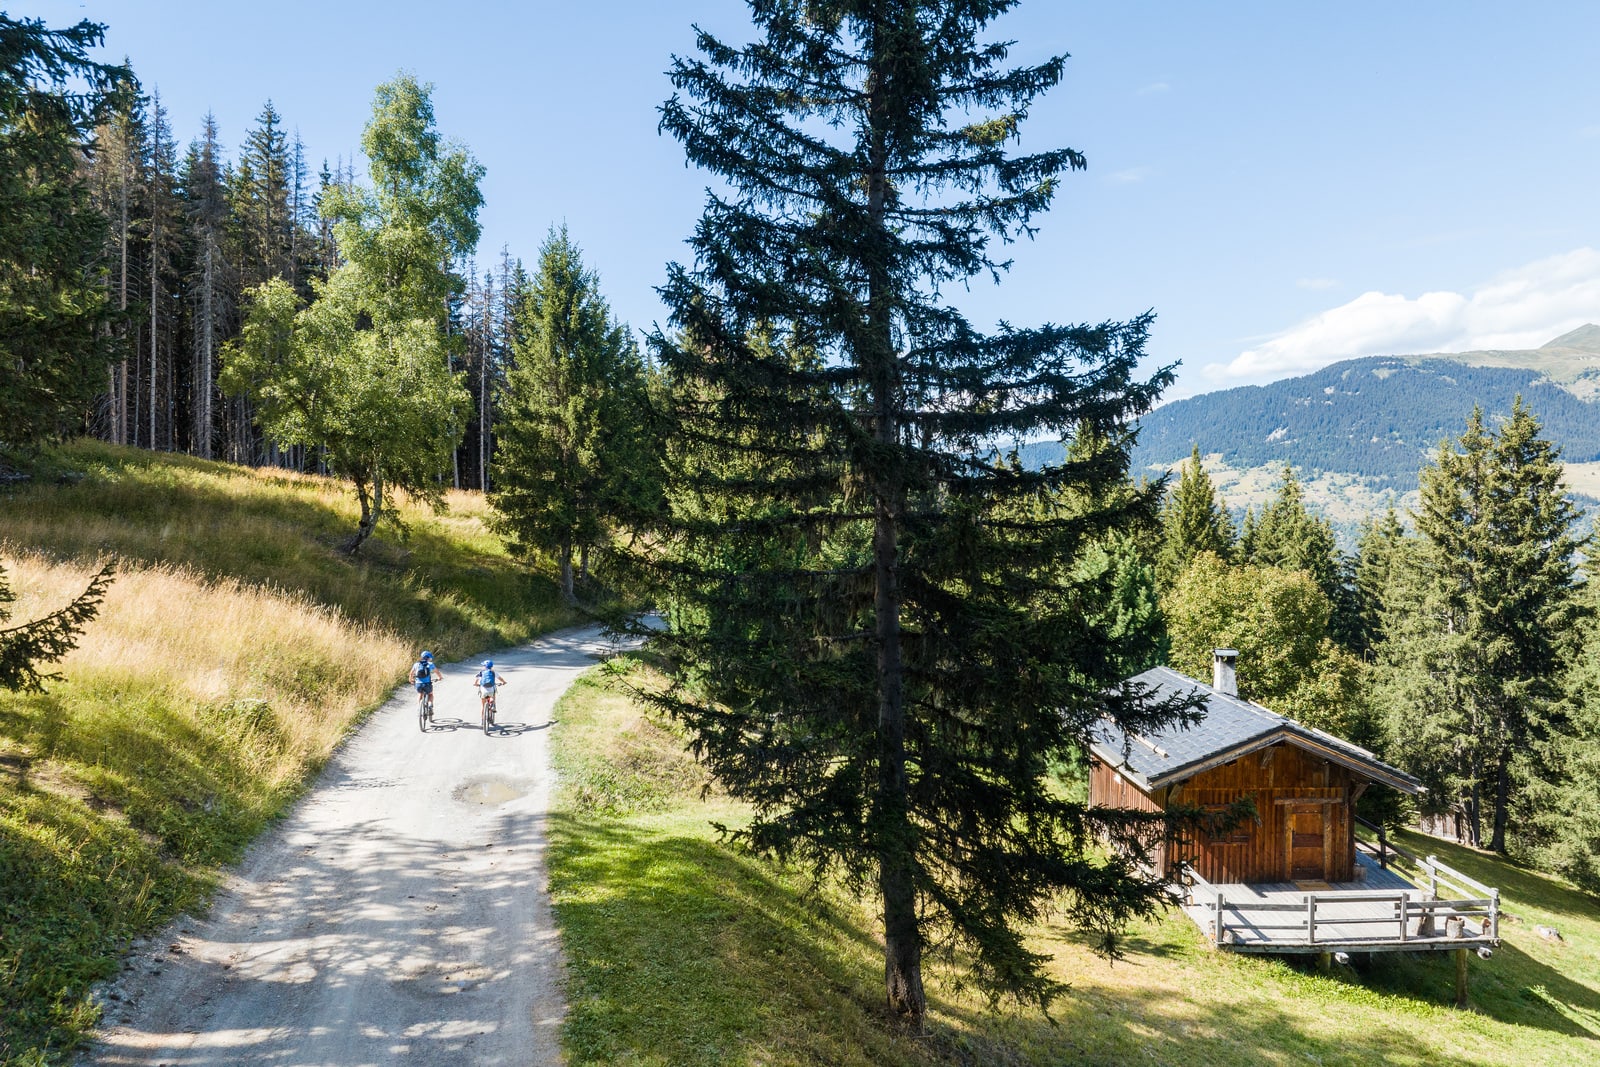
[87,800,560,1066]
[482,720,555,737]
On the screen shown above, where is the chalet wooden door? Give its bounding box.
[1287,805,1327,881]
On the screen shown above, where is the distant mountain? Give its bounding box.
[1023,326,1600,495]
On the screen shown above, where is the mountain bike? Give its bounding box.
[480,688,496,733]
[418,686,434,732]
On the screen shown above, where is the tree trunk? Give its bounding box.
[1488,746,1512,853]
[864,32,924,1028]
[559,540,576,606]
[348,467,383,555]
[198,241,214,459]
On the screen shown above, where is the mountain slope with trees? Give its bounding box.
[1023,327,1600,495]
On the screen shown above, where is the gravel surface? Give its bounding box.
[83,623,626,1067]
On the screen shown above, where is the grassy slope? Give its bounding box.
[549,658,1600,1067]
[0,441,580,1063]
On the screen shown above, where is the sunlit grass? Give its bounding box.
[548,657,1600,1067]
[0,441,582,1063]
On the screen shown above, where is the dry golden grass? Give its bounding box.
[3,550,408,782]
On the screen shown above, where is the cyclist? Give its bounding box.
[474,659,504,722]
[411,651,438,721]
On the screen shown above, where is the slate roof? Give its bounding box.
[1090,666,1422,795]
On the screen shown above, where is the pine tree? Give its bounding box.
[0,560,113,692]
[143,88,181,451]
[181,113,233,460]
[0,15,130,454]
[1156,445,1235,587]
[637,1,1190,1022]
[1350,506,1404,658]
[490,228,650,604]
[1385,401,1585,852]
[234,100,292,291]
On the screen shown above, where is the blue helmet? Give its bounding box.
[483,660,494,669]
[421,651,433,661]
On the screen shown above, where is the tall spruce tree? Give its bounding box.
[1385,401,1585,852]
[0,15,131,454]
[638,1,1192,1022]
[1350,506,1404,658]
[1156,445,1234,588]
[181,113,233,460]
[490,227,652,604]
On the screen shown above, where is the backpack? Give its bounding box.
[416,661,433,682]
[480,669,497,688]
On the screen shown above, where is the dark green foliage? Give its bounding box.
[1350,506,1404,659]
[490,228,654,605]
[1376,401,1586,853]
[634,0,1192,1023]
[0,15,131,454]
[1238,465,1358,649]
[1156,445,1235,588]
[0,561,112,693]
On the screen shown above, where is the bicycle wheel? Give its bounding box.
[481,696,488,733]
[488,694,497,731]
[418,692,427,733]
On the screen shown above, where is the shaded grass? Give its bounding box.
[0,442,581,1063]
[548,657,1600,1067]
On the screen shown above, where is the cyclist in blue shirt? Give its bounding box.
[474,659,505,720]
[410,651,438,719]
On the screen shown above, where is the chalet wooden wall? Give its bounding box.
[1089,758,1165,874]
[1093,743,1357,885]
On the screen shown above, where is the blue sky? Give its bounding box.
[30,1,1600,400]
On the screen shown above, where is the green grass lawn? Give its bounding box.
[0,442,581,1064]
[548,657,1600,1067]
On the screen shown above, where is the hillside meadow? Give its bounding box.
[0,442,579,1063]
[550,656,1600,1067]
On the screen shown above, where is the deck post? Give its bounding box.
[1215,889,1225,946]
[1306,894,1316,945]
[1426,855,1439,900]
[1455,947,1469,1008]
[1317,951,1332,972]
[1399,892,1409,942]
[1378,824,1388,868]
[1490,889,1500,941]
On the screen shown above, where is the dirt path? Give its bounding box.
[84,623,625,1067]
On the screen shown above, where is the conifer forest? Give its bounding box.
[5,3,1600,1057]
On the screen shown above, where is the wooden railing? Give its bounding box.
[1180,862,1499,948]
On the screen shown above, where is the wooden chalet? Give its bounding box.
[1089,651,1422,887]
[1090,652,1500,1001]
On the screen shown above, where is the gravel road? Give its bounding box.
[84,623,626,1066]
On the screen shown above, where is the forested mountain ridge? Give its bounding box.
[1023,326,1600,494]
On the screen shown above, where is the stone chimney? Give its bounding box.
[1212,649,1238,697]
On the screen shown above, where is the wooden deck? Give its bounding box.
[1178,853,1500,954]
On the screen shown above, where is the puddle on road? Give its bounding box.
[453,776,529,806]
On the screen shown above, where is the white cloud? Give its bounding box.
[1295,277,1340,290]
[1205,248,1600,385]
[1105,166,1150,185]
[1138,81,1170,95]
